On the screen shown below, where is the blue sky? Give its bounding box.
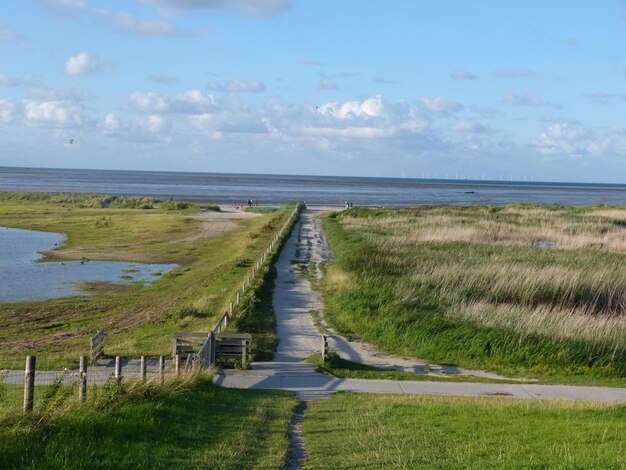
[1,0,625,183]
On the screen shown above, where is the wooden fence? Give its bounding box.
[19,354,168,412]
[90,330,105,364]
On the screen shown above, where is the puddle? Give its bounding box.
[0,227,177,303]
[531,240,558,248]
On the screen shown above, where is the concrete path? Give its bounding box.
[215,207,626,403]
[273,209,326,362]
[215,364,626,402]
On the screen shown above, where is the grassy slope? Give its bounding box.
[0,376,296,469]
[303,393,625,470]
[0,193,293,368]
[321,205,626,384]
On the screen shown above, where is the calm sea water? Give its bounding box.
[0,166,625,206]
[0,227,177,303]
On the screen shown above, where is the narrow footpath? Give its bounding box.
[214,207,626,403]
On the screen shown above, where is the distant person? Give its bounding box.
[345,201,349,209]
[247,199,253,208]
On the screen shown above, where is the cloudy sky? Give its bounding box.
[1,1,625,183]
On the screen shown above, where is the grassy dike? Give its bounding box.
[321,204,626,385]
[302,393,625,469]
[0,192,295,368]
[0,373,297,469]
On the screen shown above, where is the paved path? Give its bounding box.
[216,208,626,403]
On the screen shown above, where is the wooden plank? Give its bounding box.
[216,340,250,346]
[216,333,252,340]
[174,332,209,339]
[90,330,105,364]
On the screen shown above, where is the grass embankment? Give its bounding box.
[0,374,297,469]
[0,192,294,368]
[322,205,626,384]
[303,393,625,469]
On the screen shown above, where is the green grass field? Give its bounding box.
[303,393,626,469]
[0,374,297,469]
[322,204,626,384]
[0,192,294,368]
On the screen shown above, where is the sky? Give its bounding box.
[0,1,625,183]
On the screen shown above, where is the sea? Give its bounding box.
[0,166,625,207]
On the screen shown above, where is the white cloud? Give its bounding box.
[450,120,493,133]
[65,51,112,75]
[40,1,204,36]
[128,92,170,113]
[317,95,386,119]
[102,113,121,134]
[208,79,266,93]
[0,28,28,47]
[503,93,544,107]
[95,9,208,36]
[0,99,16,123]
[101,112,171,142]
[143,0,291,18]
[533,123,588,156]
[128,90,218,114]
[23,100,83,127]
[450,70,478,80]
[420,96,463,115]
[0,74,21,87]
[319,79,340,91]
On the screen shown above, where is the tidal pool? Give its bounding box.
[0,227,177,303]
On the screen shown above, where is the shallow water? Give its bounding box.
[1,166,625,206]
[0,227,177,303]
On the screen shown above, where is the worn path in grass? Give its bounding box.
[215,207,626,403]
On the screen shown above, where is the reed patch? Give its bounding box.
[322,204,626,382]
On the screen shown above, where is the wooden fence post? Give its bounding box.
[229,302,233,315]
[79,355,87,402]
[172,337,178,360]
[23,355,35,413]
[186,354,193,371]
[90,330,105,365]
[241,339,248,366]
[322,335,328,362]
[114,356,122,382]
[175,354,182,376]
[140,356,147,382]
[159,356,165,384]
[208,332,215,366]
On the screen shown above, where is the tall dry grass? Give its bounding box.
[323,204,626,378]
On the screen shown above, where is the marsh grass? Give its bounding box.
[323,204,626,381]
[0,371,296,469]
[0,193,294,368]
[303,393,626,469]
